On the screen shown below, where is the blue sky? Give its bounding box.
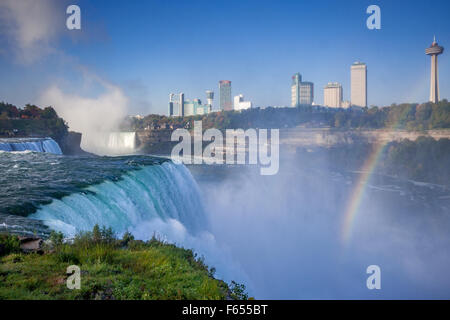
[0,0,449,115]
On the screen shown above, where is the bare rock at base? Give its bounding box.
[18,236,44,254]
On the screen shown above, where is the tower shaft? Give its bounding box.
[430,54,440,103]
[425,37,444,103]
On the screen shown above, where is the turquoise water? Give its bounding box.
[0,148,207,238]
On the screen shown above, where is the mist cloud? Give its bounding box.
[0,0,67,63]
[195,159,450,299]
[39,78,129,153]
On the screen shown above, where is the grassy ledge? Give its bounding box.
[0,227,248,300]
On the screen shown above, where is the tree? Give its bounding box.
[41,106,58,119]
[92,224,101,243]
[22,104,42,118]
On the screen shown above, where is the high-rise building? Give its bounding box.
[291,73,302,107]
[233,94,252,111]
[169,93,211,117]
[324,82,343,108]
[351,62,367,108]
[183,99,211,116]
[291,73,314,106]
[168,95,174,116]
[206,90,214,108]
[219,80,232,111]
[168,93,184,117]
[426,36,444,103]
[300,82,314,105]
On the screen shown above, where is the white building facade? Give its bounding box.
[323,82,343,108]
[350,62,367,108]
[233,94,252,111]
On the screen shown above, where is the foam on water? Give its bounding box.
[29,161,247,284]
[0,138,62,154]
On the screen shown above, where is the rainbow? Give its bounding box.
[340,106,415,245]
[340,140,386,244]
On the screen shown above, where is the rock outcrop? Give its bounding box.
[59,131,92,156]
[19,236,44,254]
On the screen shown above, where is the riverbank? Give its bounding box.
[0,229,247,300]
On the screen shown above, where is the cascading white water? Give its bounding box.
[81,132,136,155]
[29,160,246,285]
[29,161,206,237]
[0,138,62,154]
[107,132,136,150]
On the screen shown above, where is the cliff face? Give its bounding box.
[136,129,172,145]
[279,128,450,148]
[136,129,176,155]
[134,127,450,156]
[59,131,91,156]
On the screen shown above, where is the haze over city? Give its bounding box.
[0,0,449,115]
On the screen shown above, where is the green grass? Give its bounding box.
[0,228,247,300]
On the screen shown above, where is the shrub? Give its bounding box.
[49,231,64,248]
[229,281,248,300]
[121,231,135,247]
[0,234,21,256]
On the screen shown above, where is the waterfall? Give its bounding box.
[81,132,136,155]
[29,160,245,285]
[107,132,136,151]
[30,161,207,237]
[0,138,62,155]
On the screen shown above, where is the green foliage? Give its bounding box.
[48,231,64,248]
[0,227,247,300]
[41,107,58,119]
[92,224,101,242]
[121,231,135,247]
[74,224,116,248]
[0,234,21,256]
[301,137,450,186]
[229,281,249,300]
[381,137,450,184]
[121,100,450,133]
[331,100,450,130]
[0,102,68,140]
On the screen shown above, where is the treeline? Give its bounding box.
[122,105,333,131]
[333,100,450,130]
[0,102,68,140]
[124,100,450,132]
[381,136,450,184]
[0,102,60,120]
[299,137,450,185]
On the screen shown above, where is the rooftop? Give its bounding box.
[325,82,342,88]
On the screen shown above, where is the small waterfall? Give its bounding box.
[0,138,62,155]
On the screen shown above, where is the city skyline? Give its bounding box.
[0,0,449,116]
